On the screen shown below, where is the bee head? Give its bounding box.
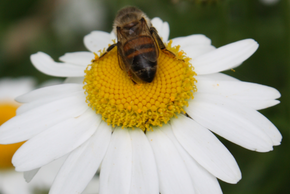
[113,6,151,37]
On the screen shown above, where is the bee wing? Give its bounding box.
[130,18,158,63]
[116,39,140,84]
[117,42,130,71]
[116,27,132,72]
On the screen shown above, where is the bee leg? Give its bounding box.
[107,43,117,52]
[99,43,117,59]
[127,71,137,84]
[150,27,175,58]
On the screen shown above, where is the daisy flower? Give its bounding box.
[0,11,282,194]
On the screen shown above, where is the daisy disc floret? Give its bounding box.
[84,41,197,130]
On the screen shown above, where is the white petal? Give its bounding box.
[50,121,111,194]
[29,156,67,189]
[147,126,195,194]
[83,176,100,194]
[183,45,216,59]
[193,39,259,75]
[0,95,88,144]
[99,127,132,194]
[84,31,112,53]
[12,109,101,171]
[160,125,222,194]
[24,156,66,184]
[186,93,282,150]
[241,99,280,110]
[16,91,85,116]
[16,83,83,103]
[17,90,84,115]
[31,52,85,77]
[196,80,281,110]
[24,168,40,182]
[129,129,159,194]
[171,115,241,183]
[59,52,94,66]
[171,34,212,48]
[151,17,170,42]
[195,73,240,82]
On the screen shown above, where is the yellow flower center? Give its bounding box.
[0,103,24,169]
[84,41,197,130]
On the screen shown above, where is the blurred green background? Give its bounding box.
[0,0,289,193]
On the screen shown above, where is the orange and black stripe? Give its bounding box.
[124,36,156,59]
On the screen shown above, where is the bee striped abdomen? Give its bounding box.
[123,36,158,82]
[124,36,156,58]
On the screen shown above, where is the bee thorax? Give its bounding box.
[113,6,151,36]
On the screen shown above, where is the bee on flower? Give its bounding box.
[0,6,281,194]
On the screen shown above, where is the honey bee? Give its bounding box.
[103,6,174,83]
